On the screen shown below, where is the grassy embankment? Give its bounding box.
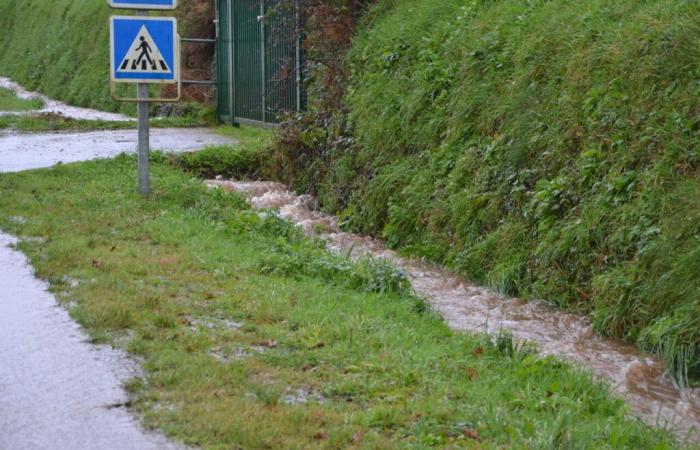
[0,0,213,119]
[0,129,682,448]
[271,0,700,383]
[0,0,130,114]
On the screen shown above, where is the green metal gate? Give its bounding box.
[216,0,302,126]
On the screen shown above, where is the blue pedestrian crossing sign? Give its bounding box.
[110,16,179,84]
[107,0,177,10]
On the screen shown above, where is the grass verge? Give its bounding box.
[0,154,682,449]
[0,113,215,133]
[168,125,275,179]
[0,87,43,111]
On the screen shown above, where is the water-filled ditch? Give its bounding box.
[207,179,700,440]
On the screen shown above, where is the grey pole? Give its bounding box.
[137,10,150,197]
[259,0,266,124]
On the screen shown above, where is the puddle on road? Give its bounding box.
[207,179,700,439]
[0,77,130,121]
[0,233,183,450]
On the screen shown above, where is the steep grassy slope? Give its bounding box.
[0,0,129,114]
[274,0,700,382]
[0,0,214,114]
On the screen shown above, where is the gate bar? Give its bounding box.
[181,37,216,43]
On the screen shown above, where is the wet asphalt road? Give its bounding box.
[0,106,234,447]
[0,128,235,173]
[0,234,182,450]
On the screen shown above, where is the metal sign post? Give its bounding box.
[136,11,150,196]
[109,11,179,197]
[137,82,150,195]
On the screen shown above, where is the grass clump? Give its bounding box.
[257,230,412,296]
[271,0,700,384]
[0,87,43,111]
[169,125,275,179]
[0,156,683,448]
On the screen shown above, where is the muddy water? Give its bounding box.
[0,233,183,450]
[207,179,700,439]
[0,128,235,173]
[0,77,130,121]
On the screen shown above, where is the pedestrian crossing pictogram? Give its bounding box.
[110,16,178,84]
[117,26,171,74]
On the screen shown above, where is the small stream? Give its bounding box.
[207,179,700,440]
[0,77,130,121]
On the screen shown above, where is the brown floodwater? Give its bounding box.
[206,179,700,441]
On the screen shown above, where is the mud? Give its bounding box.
[0,233,183,450]
[0,128,235,173]
[280,387,326,405]
[0,77,130,121]
[207,179,700,439]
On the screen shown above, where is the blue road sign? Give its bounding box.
[107,0,177,10]
[110,16,179,84]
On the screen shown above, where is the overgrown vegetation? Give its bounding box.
[271,0,700,383]
[0,155,682,448]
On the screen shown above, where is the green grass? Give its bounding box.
[0,113,213,133]
[0,0,210,116]
[271,0,700,384]
[0,87,43,111]
[0,154,682,449]
[169,125,275,179]
[0,0,132,114]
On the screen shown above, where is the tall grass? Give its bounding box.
[273,0,700,383]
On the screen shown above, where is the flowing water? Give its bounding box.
[0,77,130,121]
[206,179,700,440]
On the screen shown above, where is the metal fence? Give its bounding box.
[216,0,302,126]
